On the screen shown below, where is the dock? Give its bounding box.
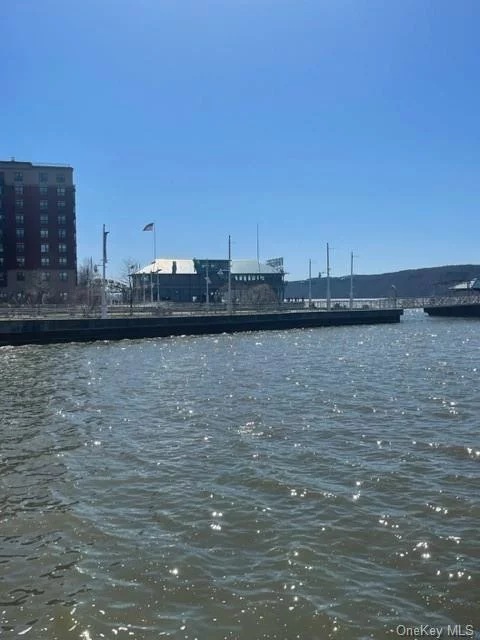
[0,308,403,347]
[423,302,480,318]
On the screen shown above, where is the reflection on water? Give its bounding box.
[1,311,479,639]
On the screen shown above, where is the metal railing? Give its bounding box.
[1,295,477,321]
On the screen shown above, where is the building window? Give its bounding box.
[0,172,4,185]
[14,172,23,182]
[39,172,49,182]
[40,200,48,210]
[56,174,65,183]
[40,186,48,196]
[16,228,24,238]
[41,257,50,267]
[58,228,66,239]
[16,199,24,208]
[57,214,66,225]
[0,215,4,224]
[57,187,65,196]
[57,200,66,208]
[58,243,67,253]
[0,257,3,267]
[40,228,49,239]
[15,214,24,225]
[41,272,50,281]
[16,243,24,253]
[58,256,67,266]
[0,244,3,253]
[40,214,48,225]
[17,271,25,281]
[59,271,68,281]
[41,244,49,253]
[15,185,24,195]
[17,257,25,268]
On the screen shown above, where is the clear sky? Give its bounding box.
[2,0,479,281]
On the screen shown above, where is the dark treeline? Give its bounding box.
[285,264,480,299]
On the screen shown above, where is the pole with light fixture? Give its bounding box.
[101,224,109,319]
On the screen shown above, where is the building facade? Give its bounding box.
[0,160,77,302]
[131,258,285,304]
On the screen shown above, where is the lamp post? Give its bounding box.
[101,224,109,319]
[227,235,232,314]
[308,258,312,308]
[326,242,331,311]
[205,261,210,310]
[391,284,397,309]
[128,264,136,313]
[349,251,355,310]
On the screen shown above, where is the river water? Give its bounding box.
[1,310,479,640]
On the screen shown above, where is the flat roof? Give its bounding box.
[134,258,284,276]
[0,160,72,169]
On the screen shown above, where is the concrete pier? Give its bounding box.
[424,303,480,318]
[0,308,403,347]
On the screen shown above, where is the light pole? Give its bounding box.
[128,264,136,312]
[349,251,354,310]
[308,258,312,308]
[101,224,109,319]
[391,284,397,308]
[205,261,210,310]
[227,235,232,314]
[326,242,331,311]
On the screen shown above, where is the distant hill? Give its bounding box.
[284,264,480,299]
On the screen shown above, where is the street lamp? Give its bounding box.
[128,264,136,312]
[326,243,331,311]
[391,284,397,308]
[227,235,232,313]
[205,261,210,310]
[101,224,109,319]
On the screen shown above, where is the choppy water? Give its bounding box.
[1,310,479,640]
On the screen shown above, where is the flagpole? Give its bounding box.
[143,222,157,304]
[153,223,157,263]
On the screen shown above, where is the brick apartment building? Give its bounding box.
[0,160,77,302]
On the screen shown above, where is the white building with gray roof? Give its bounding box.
[132,257,284,304]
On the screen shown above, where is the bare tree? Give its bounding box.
[120,258,140,308]
[78,257,96,287]
[76,257,101,310]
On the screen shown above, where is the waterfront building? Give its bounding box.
[0,159,76,302]
[131,258,285,304]
[449,278,480,292]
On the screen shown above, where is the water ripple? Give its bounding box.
[1,312,479,638]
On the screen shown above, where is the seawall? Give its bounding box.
[0,308,403,347]
[424,303,480,318]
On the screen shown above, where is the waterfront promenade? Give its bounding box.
[0,294,478,321]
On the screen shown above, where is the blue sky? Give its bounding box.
[2,0,479,281]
